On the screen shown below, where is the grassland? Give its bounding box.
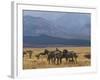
[23,47,90,69]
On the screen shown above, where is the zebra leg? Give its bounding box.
[56,58,59,65]
[66,57,68,63]
[47,57,50,64]
[51,58,54,64]
[57,58,60,65]
[75,57,77,64]
[71,57,74,64]
[60,58,62,64]
[53,57,56,64]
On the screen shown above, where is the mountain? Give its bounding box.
[23,15,54,36]
[23,34,90,47]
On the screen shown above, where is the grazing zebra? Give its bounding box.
[35,49,49,59]
[26,50,33,59]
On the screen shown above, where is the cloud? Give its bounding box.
[23,10,91,40]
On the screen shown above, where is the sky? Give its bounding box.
[23,10,91,40]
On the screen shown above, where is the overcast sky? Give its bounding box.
[23,10,91,40]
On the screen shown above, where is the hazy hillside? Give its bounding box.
[23,34,90,47]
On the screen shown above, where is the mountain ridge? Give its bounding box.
[23,34,90,47]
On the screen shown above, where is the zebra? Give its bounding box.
[61,50,78,64]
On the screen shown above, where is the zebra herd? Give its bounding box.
[35,48,78,65]
[23,48,78,65]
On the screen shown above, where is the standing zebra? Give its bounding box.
[47,48,62,64]
[62,50,78,64]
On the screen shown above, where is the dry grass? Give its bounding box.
[23,47,91,69]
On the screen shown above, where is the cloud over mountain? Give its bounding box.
[23,11,91,40]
